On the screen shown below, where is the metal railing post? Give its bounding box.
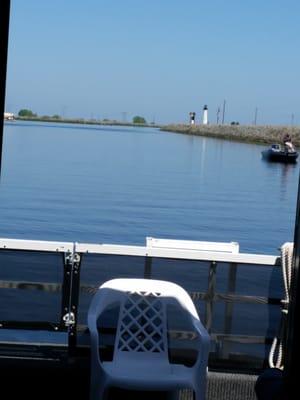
[60,252,73,331]
[61,246,82,352]
[205,261,217,333]
[144,256,152,279]
[67,252,81,352]
[222,262,237,358]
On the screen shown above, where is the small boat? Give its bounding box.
[262,144,298,163]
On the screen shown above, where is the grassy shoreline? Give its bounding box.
[10,118,300,147]
[161,124,300,146]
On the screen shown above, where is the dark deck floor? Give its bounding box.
[0,355,258,400]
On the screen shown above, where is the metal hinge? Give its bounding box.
[63,312,75,327]
[64,251,81,265]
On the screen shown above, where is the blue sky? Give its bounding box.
[5,0,300,125]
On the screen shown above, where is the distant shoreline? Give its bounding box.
[161,124,300,146]
[9,118,300,147]
[13,116,161,129]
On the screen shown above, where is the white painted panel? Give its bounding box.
[146,237,240,253]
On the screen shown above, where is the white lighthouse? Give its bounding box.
[202,105,208,125]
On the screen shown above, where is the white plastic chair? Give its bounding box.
[88,278,210,400]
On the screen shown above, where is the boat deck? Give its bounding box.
[0,237,282,399]
[0,356,258,400]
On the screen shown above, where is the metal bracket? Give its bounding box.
[63,312,75,327]
[61,249,81,333]
[64,250,80,265]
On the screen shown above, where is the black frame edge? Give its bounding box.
[0,0,11,176]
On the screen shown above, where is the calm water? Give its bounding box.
[1,121,299,254]
[1,121,298,360]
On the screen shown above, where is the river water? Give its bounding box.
[0,121,299,363]
[1,121,298,253]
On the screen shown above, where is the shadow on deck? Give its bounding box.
[0,356,257,400]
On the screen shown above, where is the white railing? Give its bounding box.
[0,237,279,266]
[0,235,283,365]
[146,237,240,253]
[0,238,73,253]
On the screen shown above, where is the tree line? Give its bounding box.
[18,109,147,124]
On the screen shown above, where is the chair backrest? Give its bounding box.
[94,278,202,364]
[115,289,167,356]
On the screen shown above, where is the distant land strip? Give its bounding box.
[15,116,160,129]
[12,117,300,146]
[161,124,300,146]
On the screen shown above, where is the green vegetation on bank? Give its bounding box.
[18,109,37,118]
[132,115,146,124]
[161,124,300,146]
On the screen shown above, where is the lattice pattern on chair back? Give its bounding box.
[117,290,166,353]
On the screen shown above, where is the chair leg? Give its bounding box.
[90,376,108,400]
[90,385,107,400]
[193,384,206,400]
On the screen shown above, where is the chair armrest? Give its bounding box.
[87,288,122,366]
[192,318,210,369]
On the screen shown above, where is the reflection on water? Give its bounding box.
[199,137,206,180]
[261,157,298,202]
[280,163,298,199]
